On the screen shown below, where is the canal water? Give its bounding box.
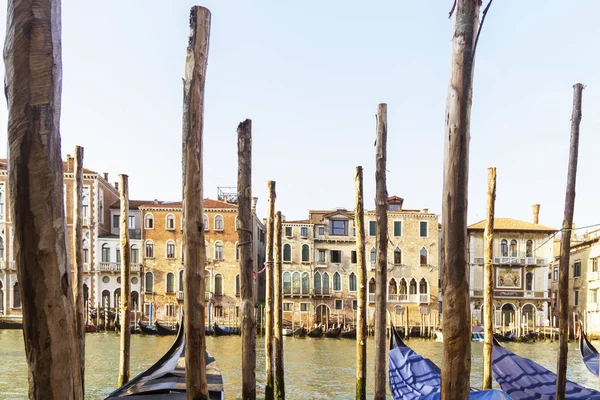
[1,329,599,399]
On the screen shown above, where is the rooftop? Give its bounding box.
[467,218,556,233]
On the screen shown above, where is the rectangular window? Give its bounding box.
[167,243,176,259]
[589,289,598,304]
[319,227,325,235]
[574,290,579,307]
[389,204,400,211]
[574,261,582,278]
[420,221,428,237]
[318,250,326,263]
[335,299,343,310]
[128,215,135,229]
[351,251,357,264]
[394,221,402,237]
[352,300,358,310]
[554,267,558,281]
[330,250,341,263]
[283,302,293,312]
[131,248,139,264]
[300,303,309,312]
[329,220,348,236]
[165,304,176,317]
[593,258,598,272]
[113,214,120,229]
[116,249,121,263]
[285,227,293,237]
[369,221,376,236]
[301,227,308,237]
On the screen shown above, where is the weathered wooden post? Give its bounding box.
[482,167,496,389]
[182,6,211,399]
[73,146,85,392]
[556,83,584,400]
[238,119,256,400]
[355,166,367,400]
[118,174,131,386]
[374,103,388,400]
[265,181,276,400]
[441,1,481,398]
[274,211,285,399]
[5,0,83,397]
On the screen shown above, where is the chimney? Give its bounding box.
[262,218,267,225]
[251,197,258,214]
[66,154,74,172]
[532,204,540,224]
[114,182,119,191]
[423,208,429,214]
[154,199,159,205]
[103,172,109,181]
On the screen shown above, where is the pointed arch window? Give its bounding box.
[420,247,428,266]
[283,244,292,262]
[13,282,21,308]
[215,274,223,295]
[301,272,310,294]
[394,247,402,265]
[399,279,408,300]
[301,244,310,262]
[166,214,175,230]
[409,279,417,295]
[283,272,292,295]
[349,272,357,292]
[510,239,518,257]
[292,272,301,294]
[333,271,341,291]
[419,278,428,294]
[214,215,224,231]
[314,272,322,295]
[388,279,398,301]
[166,272,174,293]
[500,239,508,257]
[322,273,330,295]
[144,214,154,229]
[526,240,533,258]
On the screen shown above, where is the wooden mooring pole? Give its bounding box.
[441,0,480,398]
[238,119,256,400]
[73,146,85,393]
[556,83,584,400]
[374,103,388,400]
[5,0,83,396]
[118,174,131,386]
[355,166,367,400]
[274,211,285,399]
[265,181,276,400]
[482,167,496,390]
[182,6,211,399]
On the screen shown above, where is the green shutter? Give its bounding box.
[369,221,376,236]
[394,221,401,236]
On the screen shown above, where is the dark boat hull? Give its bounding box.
[212,324,230,336]
[138,321,157,335]
[307,326,323,338]
[155,321,177,336]
[325,326,341,338]
[341,328,356,339]
[293,327,306,337]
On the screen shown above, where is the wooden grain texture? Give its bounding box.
[73,146,85,394]
[354,166,367,400]
[274,211,285,400]
[441,1,480,398]
[4,0,82,397]
[118,174,131,387]
[555,83,584,400]
[482,167,496,390]
[265,181,275,400]
[181,6,211,399]
[374,103,388,400]
[237,119,256,400]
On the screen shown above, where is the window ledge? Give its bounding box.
[214,228,224,232]
[166,228,175,231]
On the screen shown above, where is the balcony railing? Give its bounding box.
[473,257,484,265]
[98,262,140,273]
[588,271,599,281]
[493,257,548,266]
[420,294,430,304]
[177,291,184,300]
[368,293,375,303]
[8,261,15,270]
[83,217,90,226]
[388,294,398,302]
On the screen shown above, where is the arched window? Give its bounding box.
[166,272,174,293]
[368,278,376,295]
[205,271,211,292]
[394,247,402,265]
[419,278,428,294]
[205,241,210,260]
[409,279,417,295]
[179,270,184,292]
[333,271,341,291]
[114,288,121,308]
[388,278,398,295]
[145,240,154,258]
[525,272,533,291]
[301,272,310,294]
[131,291,139,311]
[301,244,310,262]
[292,272,301,294]
[500,239,508,257]
[322,273,330,295]
[13,282,20,308]
[235,274,240,297]
[214,274,223,295]
[102,289,110,308]
[144,214,154,229]
[314,272,322,295]
[82,239,89,264]
[214,215,224,231]
[348,272,357,292]
[145,272,154,293]
[214,241,224,260]
[526,240,533,258]
[166,240,176,259]
[510,239,518,257]
[283,272,292,295]
[102,244,110,262]
[131,245,139,264]
[400,279,408,297]
[420,247,428,266]
[203,214,209,231]
[283,244,292,262]
[370,248,376,263]
[166,214,175,230]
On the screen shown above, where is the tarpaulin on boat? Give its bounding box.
[579,325,599,377]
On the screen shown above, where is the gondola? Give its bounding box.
[155,321,178,336]
[492,337,600,399]
[325,325,342,338]
[104,319,224,399]
[293,326,306,337]
[388,324,513,400]
[139,320,158,335]
[340,328,356,339]
[307,324,323,338]
[212,323,230,337]
[115,320,140,334]
[578,322,599,376]
[282,327,293,336]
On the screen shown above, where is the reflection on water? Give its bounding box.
[0,329,598,399]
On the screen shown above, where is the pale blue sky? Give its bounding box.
[1,1,599,230]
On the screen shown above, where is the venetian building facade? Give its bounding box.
[0,156,119,323]
[139,198,265,324]
[468,206,556,332]
[281,196,440,329]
